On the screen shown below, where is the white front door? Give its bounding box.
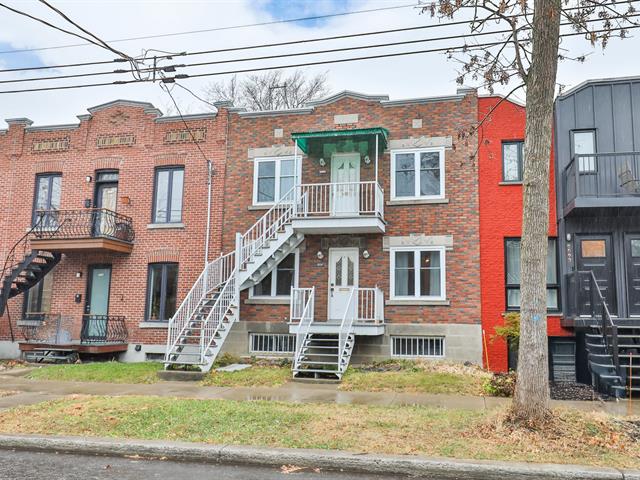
[328,248,359,321]
[331,153,360,216]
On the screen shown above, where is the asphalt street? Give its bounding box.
[0,449,420,480]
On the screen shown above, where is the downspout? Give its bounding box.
[204,158,212,268]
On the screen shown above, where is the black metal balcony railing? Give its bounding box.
[563,152,640,205]
[80,315,128,344]
[33,208,135,243]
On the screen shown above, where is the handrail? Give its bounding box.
[165,251,235,363]
[570,269,623,385]
[200,266,239,363]
[338,287,357,373]
[1,211,46,285]
[236,185,299,272]
[292,287,315,371]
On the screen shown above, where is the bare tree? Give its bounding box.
[423,0,638,426]
[204,70,329,110]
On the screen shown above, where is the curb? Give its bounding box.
[0,434,638,480]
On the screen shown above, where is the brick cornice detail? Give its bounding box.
[94,156,124,171]
[34,159,65,173]
[154,153,187,166]
[147,249,180,263]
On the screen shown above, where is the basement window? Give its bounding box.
[391,336,445,358]
[249,333,296,354]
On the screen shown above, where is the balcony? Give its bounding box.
[30,208,134,253]
[291,181,385,234]
[19,313,128,354]
[562,152,640,216]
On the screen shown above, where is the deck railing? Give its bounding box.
[80,315,128,344]
[32,208,135,243]
[296,181,384,218]
[563,152,640,205]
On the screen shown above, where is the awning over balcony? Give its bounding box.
[291,127,389,155]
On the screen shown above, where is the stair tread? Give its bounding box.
[294,368,340,374]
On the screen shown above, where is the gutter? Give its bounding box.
[0,435,636,480]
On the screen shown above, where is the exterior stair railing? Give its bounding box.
[291,287,315,371]
[165,251,235,361]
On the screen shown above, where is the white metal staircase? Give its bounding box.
[292,287,382,381]
[164,187,303,372]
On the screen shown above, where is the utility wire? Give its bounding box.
[0,2,419,55]
[0,25,637,95]
[2,15,637,86]
[0,0,634,74]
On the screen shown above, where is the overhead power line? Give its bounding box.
[0,2,419,56]
[1,25,638,95]
[2,14,638,85]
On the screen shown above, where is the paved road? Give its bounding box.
[0,449,417,480]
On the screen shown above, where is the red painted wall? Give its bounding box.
[478,96,571,372]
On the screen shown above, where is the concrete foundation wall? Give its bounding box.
[220,321,483,365]
[0,341,20,359]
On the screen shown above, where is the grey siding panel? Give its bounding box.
[556,97,575,171]
[593,85,614,152]
[574,86,594,130]
[612,83,634,151]
[631,82,640,151]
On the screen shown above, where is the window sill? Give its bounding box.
[147,223,184,230]
[387,198,449,206]
[499,181,523,186]
[503,310,563,316]
[17,319,44,327]
[386,299,450,306]
[139,321,169,329]
[245,297,290,305]
[248,205,272,211]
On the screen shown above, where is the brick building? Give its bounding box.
[477,96,572,377]
[0,100,228,361]
[181,88,485,377]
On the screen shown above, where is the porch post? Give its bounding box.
[375,134,379,184]
[294,139,299,205]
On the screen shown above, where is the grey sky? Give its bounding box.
[0,0,638,127]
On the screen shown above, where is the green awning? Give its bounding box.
[291,127,388,154]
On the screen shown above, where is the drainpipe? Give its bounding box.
[204,158,212,268]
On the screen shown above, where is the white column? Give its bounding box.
[294,139,299,208]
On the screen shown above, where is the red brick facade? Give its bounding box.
[221,91,483,361]
[0,101,228,356]
[477,96,571,372]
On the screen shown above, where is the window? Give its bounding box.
[571,130,596,173]
[391,148,445,200]
[253,157,300,205]
[153,167,184,223]
[32,173,61,226]
[249,333,296,354]
[23,272,53,321]
[390,247,446,300]
[145,263,179,321]
[251,252,298,297]
[502,141,524,182]
[391,336,445,358]
[505,238,559,311]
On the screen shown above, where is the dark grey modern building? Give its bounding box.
[554,76,640,392]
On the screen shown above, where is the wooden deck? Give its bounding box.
[18,341,128,354]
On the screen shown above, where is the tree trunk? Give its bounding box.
[511,0,561,425]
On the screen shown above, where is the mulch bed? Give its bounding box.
[550,381,608,401]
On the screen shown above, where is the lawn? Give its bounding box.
[202,366,291,387]
[24,359,491,396]
[26,362,162,384]
[0,395,638,468]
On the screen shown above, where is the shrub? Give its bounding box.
[494,312,520,347]
[483,371,517,397]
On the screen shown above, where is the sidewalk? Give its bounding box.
[1,368,638,416]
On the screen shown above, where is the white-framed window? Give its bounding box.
[390,147,445,200]
[249,333,296,354]
[390,246,446,300]
[250,251,299,298]
[252,156,301,205]
[391,336,445,358]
